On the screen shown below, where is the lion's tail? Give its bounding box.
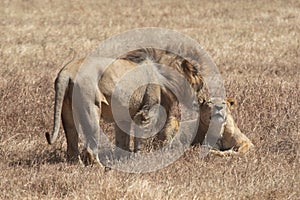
[46,49,76,145]
[45,71,70,145]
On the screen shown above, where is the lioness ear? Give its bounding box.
[226,97,236,108]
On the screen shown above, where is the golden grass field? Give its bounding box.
[0,0,299,199]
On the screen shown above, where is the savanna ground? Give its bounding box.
[0,0,299,199]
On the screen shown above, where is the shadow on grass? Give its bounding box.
[8,149,66,167]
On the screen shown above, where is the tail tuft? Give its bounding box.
[45,132,52,144]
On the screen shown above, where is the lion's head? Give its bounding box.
[199,97,235,126]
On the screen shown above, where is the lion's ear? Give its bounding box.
[226,97,236,108]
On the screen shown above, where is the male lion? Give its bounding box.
[46,48,204,164]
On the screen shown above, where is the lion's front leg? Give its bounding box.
[155,116,179,149]
[115,121,131,159]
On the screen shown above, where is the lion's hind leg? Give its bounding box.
[61,99,80,163]
[80,147,105,167]
[209,140,254,157]
[211,132,254,157]
[235,140,254,154]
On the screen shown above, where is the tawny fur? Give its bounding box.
[46,48,205,164]
[46,48,253,165]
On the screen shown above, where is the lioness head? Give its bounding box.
[199,97,235,124]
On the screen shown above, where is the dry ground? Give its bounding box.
[0,0,299,199]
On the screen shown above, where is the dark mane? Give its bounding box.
[119,48,205,93]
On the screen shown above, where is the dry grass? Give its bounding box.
[0,0,299,199]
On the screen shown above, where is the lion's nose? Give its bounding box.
[215,105,223,111]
